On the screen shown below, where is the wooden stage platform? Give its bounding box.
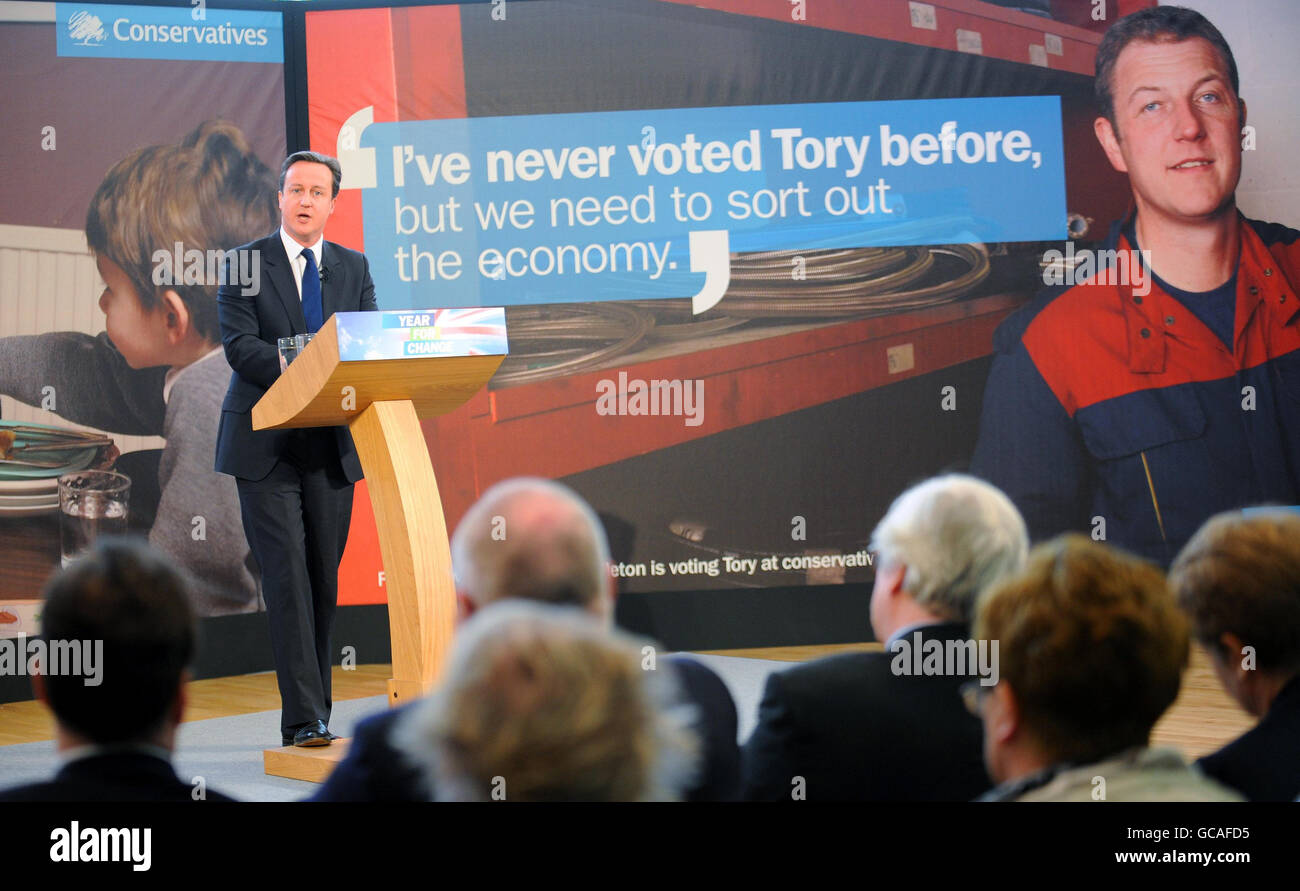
[0,643,1254,763]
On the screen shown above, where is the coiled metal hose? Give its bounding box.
[492,244,990,387]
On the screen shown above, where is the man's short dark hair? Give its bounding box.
[279,150,343,197]
[1094,5,1240,129]
[40,538,196,744]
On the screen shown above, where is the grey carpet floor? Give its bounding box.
[0,654,788,801]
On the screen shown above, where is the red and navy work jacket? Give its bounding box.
[972,213,1300,565]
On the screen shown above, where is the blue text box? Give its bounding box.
[57,3,282,63]
[358,96,1066,310]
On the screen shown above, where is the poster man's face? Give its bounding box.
[278,161,337,247]
[1095,37,1244,228]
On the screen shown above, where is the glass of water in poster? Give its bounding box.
[58,470,130,567]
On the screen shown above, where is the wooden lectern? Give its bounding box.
[251,308,506,782]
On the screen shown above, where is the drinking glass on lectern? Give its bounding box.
[277,333,315,371]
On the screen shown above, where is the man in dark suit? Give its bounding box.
[1170,509,1300,801]
[741,475,1028,801]
[0,539,234,802]
[215,150,377,747]
[314,477,741,801]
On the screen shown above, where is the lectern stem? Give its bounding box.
[347,399,455,706]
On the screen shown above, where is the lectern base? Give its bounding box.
[387,677,427,707]
[263,738,351,784]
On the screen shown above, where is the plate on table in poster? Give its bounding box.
[0,492,59,510]
[0,482,61,516]
[0,420,103,479]
[0,498,60,517]
[0,477,59,495]
[0,421,107,515]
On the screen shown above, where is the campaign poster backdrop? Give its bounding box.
[9,0,1286,628]
[304,0,1145,604]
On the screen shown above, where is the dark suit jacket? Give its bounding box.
[311,655,741,802]
[1197,675,1300,801]
[670,656,741,800]
[214,231,377,482]
[0,751,236,802]
[741,622,991,801]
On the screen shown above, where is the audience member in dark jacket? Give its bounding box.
[1171,509,1300,801]
[314,477,740,801]
[0,539,235,802]
[1,749,234,803]
[742,474,1027,800]
[316,653,738,802]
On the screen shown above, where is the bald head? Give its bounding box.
[450,478,612,620]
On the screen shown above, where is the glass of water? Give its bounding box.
[59,470,130,568]
[277,333,315,372]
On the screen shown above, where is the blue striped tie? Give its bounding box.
[301,248,323,333]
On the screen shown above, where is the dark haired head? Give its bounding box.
[1095,6,1240,131]
[40,538,196,745]
[279,151,343,198]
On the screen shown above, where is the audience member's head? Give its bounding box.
[450,477,612,622]
[35,538,196,751]
[396,602,695,801]
[1170,510,1300,718]
[973,535,1188,785]
[868,474,1027,638]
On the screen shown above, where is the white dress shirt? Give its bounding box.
[279,227,324,301]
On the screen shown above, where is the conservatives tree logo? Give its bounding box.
[67,10,107,46]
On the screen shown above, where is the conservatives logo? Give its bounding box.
[105,16,271,48]
[56,3,282,63]
[67,10,106,46]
